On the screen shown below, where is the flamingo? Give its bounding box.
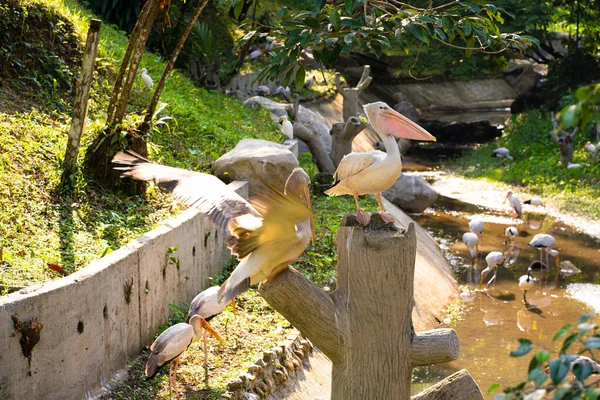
[518,268,534,303]
[112,152,315,304]
[325,102,436,225]
[504,191,522,219]
[529,233,555,270]
[462,232,479,267]
[279,115,294,140]
[479,251,505,289]
[491,147,514,161]
[141,68,153,90]
[145,315,225,398]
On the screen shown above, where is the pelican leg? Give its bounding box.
[376,193,395,224]
[354,194,371,226]
[203,330,209,385]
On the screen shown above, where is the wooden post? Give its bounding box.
[63,19,101,177]
[335,65,372,121]
[330,116,368,166]
[292,122,335,174]
[550,112,579,164]
[411,369,484,400]
[260,215,465,399]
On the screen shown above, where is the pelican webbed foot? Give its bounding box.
[356,210,372,226]
[379,211,395,224]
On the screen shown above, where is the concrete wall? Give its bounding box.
[0,182,248,400]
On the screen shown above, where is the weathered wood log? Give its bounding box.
[335,65,372,121]
[550,112,579,163]
[292,122,335,174]
[63,19,101,178]
[411,369,484,400]
[411,328,460,367]
[330,116,368,166]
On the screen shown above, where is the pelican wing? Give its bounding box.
[112,151,260,232]
[331,151,379,185]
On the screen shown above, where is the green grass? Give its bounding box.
[450,109,600,219]
[0,0,282,292]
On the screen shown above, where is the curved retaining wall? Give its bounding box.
[0,182,248,400]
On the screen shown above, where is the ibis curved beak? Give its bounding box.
[380,108,437,142]
[199,317,226,345]
[305,186,315,246]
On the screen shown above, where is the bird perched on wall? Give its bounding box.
[529,233,555,268]
[141,68,154,90]
[325,102,436,225]
[462,232,479,267]
[518,268,534,303]
[504,226,518,244]
[256,85,270,96]
[524,197,544,207]
[112,151,315,304]
[491,147,514,161]
[479,251,505,289]
[504,191,522,219]
[279,115,294,140]
[146,315,225,397]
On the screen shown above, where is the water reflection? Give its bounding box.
[411,197,600,397]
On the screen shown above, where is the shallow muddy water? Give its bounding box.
[409,194,600,397]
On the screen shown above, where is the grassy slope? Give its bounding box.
[450,109,600,219]
[0,0,280,291]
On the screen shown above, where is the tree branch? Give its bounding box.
[410,329,460,367]
[293,122,335,173]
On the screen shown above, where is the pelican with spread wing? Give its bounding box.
[112,152,315,303]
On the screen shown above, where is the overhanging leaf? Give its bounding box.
[584,337,600,349]
[553,323,573,341]
[510,339,533,357]
[573,361,594,382]
[487,383,500,395]
[295,66,305,91]
[548,358,569,385]
[406,24,429,43]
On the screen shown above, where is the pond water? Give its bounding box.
[408,185,600,397]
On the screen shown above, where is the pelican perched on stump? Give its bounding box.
[145,315,225,397]
[479,251,505,289]
[325,101,436,226]
[112,151,315,304]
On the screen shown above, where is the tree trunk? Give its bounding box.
[141,0,209,133]
[330,116,367,166]
[550,114,578,164]
[411,369,483,400]
[62,19,101,183]
[260,215,463,400]
[292,122,335,174]
[335,65,372,121]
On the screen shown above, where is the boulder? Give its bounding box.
[212,139,298,191]
[503,59,540,95]
[383,174,438,213]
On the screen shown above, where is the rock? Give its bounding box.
[383,174,438,213]
[228,378,244,391]
[212,139,298,191]
[503,59,541,95]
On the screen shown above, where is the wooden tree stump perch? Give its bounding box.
[260,214,471,399]
[335,65,372,121]
[411,369,484,400]
[550,112,579,163]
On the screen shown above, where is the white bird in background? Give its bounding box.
[504,190,522,219]
[279,115,294,140]
[518,268,534,303]
[524,197,544,207]
[584,141,598,156]
[567,162,583,169]
[256,85,270,96]
[273,86,291,102]
[504,226,518,244]
[145,314,225,397]
[248,49,262,60]
[462,232,479,267]
[529,233,555,269]
[479,251,505,289]
[325,102,437,226]
[303,75,315,89]
[469,218,484,251]
[491,147,514,161]
[141,68,153,90]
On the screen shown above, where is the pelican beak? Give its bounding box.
[305,186,316,246]
[199,317,226,345]
[231,298,237,318]
[381,108,437,142]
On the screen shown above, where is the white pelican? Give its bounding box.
[504,191,522,219]
[524,197,544,207]
[567,162,583,169]
[145,315,225,397]
[279,115,294,140]
[462,232,478,266]
[112,152,315,303]
[529,233,555,269]
[504,226,518,244]
[479,251,505,289]
[248,49,261,60]
[491,147,514,161]
[518,268,534,303]
[256,85,270,96]
[325,102,436,225]
[141,68,154,90]
[187,286,234,369]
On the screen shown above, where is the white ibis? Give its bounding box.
[112,152,315,304]
[187,286,235,371]
[303,75,315,89]
[518,268,534,303]
[504,226,518,244]
[248,49,262,60]
[462,232,478,266]
[567,162,583,169]
[504,191,522,219]
[145,315,225,397]
[279,115,294,140]
[529,233,555,269]
[491,147,514,161]
[479,251,505,289]
[325,102,436,226]
[141,68,154,90]
[256,85,270,96]
[524,197,544,207]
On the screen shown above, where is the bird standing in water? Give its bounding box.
[505,191,522,219]
[462,232,479,267]
[479,251,505,289]
[518,268,534,303]
[325,102,436,226]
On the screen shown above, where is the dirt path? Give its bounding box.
[421,170,600,240]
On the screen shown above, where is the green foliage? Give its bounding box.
[84,0,141,33]
[558,82,600,131]
[451,109,600,219]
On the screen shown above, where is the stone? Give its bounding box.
[263,350,277,362]
[228,378,244,391]
[383,174,438,213]
[503,59,540,95]
[293,349,305,360]
[212,139,298,191]
[283,359,295,372]
[273,369,288,384]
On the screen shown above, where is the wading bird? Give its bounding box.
[491,147,514,161]
[584,141,597,156]
[141,68,153,90]
[112,152,315,304]
[469,218,484,251]
[504,191,522,219]
[529,233,555,269]
[145,315,225,398]
[462,232,479,267]
[303,75,315,89]
[479,251,505,289]
[256,85,270,96]
[524,197,544,207]
[248,49,261,60]
[518,268,534,303]
[504,226,518,244]
[273,86,291,102]
[279,115,293,140]
[325,102,436,225]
